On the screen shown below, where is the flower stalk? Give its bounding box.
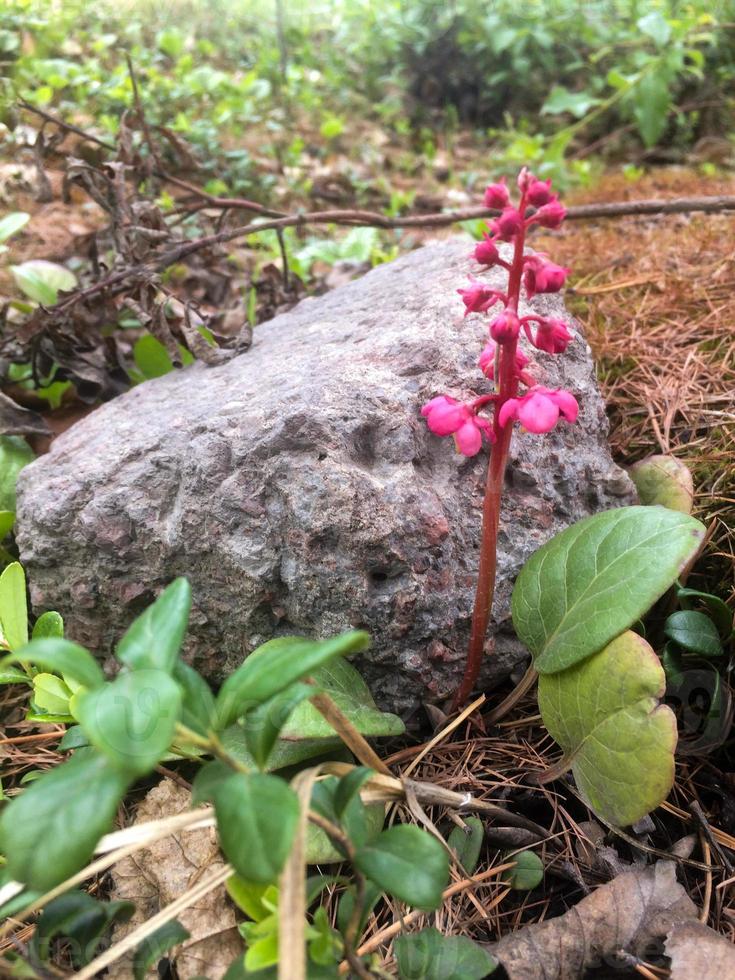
[421,168,579,710]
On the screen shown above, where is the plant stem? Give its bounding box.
[452,193,527,710]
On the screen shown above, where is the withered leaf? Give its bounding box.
[0,391,50,437]
[666,920,735,978]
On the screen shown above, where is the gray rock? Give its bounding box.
[16,240,635,715]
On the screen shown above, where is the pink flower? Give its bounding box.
[489,207,523,241]
[527,178,553,207]
[498,386,579,433]
[479,343,529,379]
[517,167,533,193]
[483,180,510,209]
[489,309,520,342]
[473,233,500,266]
[457,278,503,316]
[523,255,570,298]
[533,318,573,354]
[421,396,494,456]
[535,198,566,228]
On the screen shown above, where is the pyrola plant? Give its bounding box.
[422,167,579,709]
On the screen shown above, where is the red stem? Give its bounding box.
[451,193,528,710]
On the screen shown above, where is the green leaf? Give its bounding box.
[630,455,693,513]
[677,587,732,639]
[215,631,370,728]
[307,777,384,863]
[174,659,216,735]
[0,562,28,650]
[538,631,677,826]
[76,669,182,777]
[116,578,191,674]
[31,610,64,640]
[0,751,130,890]
[394,927,497,980]
[132,919,190,980]
[279,657,405,740]
[501,850,543,890]
[220,723,345,771]
[447,817,484,875]
[0,665,30,684]
[213,772,300,883]
[243,683,315,769]
[354,825,449,910]
[637,11,672,47]
[541,85,601,118]
[633,70,671,148]
[58,725,89,751]
[512,506,705,674]
[4,638,104,689]
[226,876,275,921]
[0,212,30,245]
[192,759,234,804]
[32,890,134,966]
[32,673,75,716]
[0,436,34,512]
[0,511,15,539]
[10,259,77,304]
[664,610,723,657]
[334,766,374,818]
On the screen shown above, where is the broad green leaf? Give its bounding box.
[220,723,345,771]
[215,631,370,728]
[637,11,672,47]
[0,751,130,890]
[0,212,30,244]
[226,876,276,922]
[305,804,385,865]
[32,890,134,966]
[192,759,234,804]
[334,766,374,817]
[131,333,194,382]
[307,777,384,863]
[664,610,723,657]
[5,638,104,689]
[0,561,28,650]
[0,436,34,512]
[512,506,705,674]
[279,657,405,740]
[116,578,191,674]
[677,587,733,639]
[213,772,299,883]
[32,610,64,640]
[630,455,693,514]
[633,70,671,148]
[354,825,450,909]
[58,725,89,751]
[243,683,314,769]
[32,673,75,716]
[501,850,543,890]
[76,669,182,777]
[0,665,30,684]
[538,631,677,826]
[394,927,497,980]
[10,259,77,304]
[174,659,216,735]
[447,817,484,875]
[132,920,190,980]
[541,85,601,118]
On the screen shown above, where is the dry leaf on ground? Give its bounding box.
[486,861,697,979]
[665,919,735,978]
[107,778,242,980]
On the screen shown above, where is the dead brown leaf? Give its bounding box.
[665,919,735,978]
[107,779,242,980]
[486,861,697,980]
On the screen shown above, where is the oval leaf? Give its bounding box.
[0,436,35,512]
[10,259,77,305]
[213,772,300,883]
[32,610,64,640]
[0,751,130,890]
[76,669,182,777]
[354,825,450,910]
[538,631,677,826]
[0,211,30,244]
[116,578,191,674]
[215,631,370,728]
[5,637,104,689]
[512,506,705,674]
[395,927,497,980]
[630,455,693,514]
[0,561,28,650]
[664,610,723,658]
[501,850,543,891]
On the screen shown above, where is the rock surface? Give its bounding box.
[16,240,635,713]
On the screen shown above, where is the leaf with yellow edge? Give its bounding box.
[538,631,677,826]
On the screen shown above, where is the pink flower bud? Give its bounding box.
[479,343,529,379]
[535,198,566,228]
[483,180,510,210]
[498,386,579,434]
[517,167,533,193]
[489,310,520,342]
[523,256,570,298]
[457,278,503,316]
[533,318,573,354]
[473,233,500,266]
[527,177,553,207]
[489,207,523,242]
[421,395,494,456]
